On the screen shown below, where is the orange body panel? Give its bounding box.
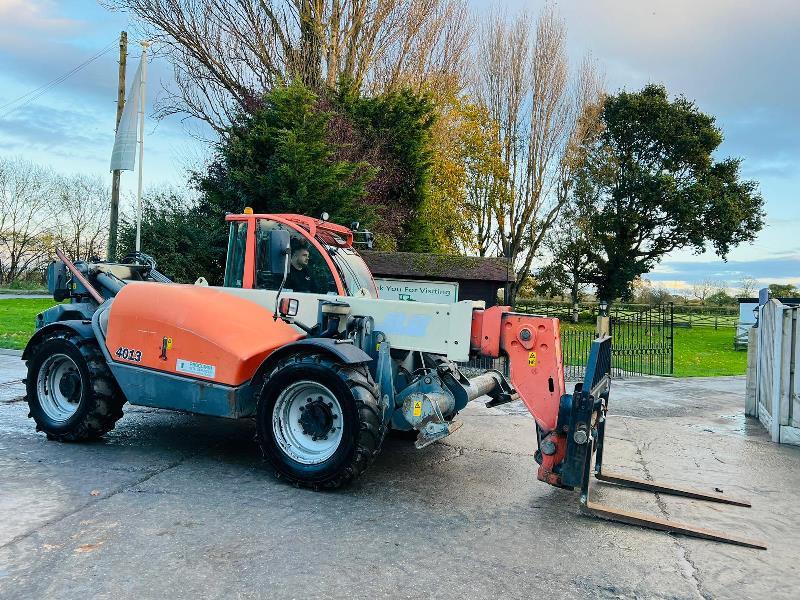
[105,283,304,386]
[472,309,569,485]
[470,305,509,358]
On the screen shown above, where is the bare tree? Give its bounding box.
[738,275,759,298]
[691,279,724,304]
[106,0,472,131]
[51,175,110,262]
[471,6,602,305]
[0,158,54,285]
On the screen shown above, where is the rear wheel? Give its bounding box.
[256,353,385,489]
[26,331,125,441]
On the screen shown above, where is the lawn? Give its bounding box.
[0,299,747,377]
[558,322,745,378]
[672,326,746,377]
[0,298,57,350]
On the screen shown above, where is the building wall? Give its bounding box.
[457,280,503,307]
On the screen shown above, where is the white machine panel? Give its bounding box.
[221,288,474,362]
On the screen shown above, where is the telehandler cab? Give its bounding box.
[23,212,765,548]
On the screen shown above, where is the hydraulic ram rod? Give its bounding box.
[465,372,505,401]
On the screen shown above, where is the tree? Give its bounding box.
[534,198,595,306]
[706,289,735,306]
[334,84,437,251]
[51,175,110,262]
[0,158,54,284]
[421,94,505,254]
[197,81,376,231]
[107,0,472,131]
[576,84,764,301]
[117,189,222,283]
[472,7,602,305]
[691,279,724,305]
[768,283,798,298]
[737,276,758,298]
[632,278,673,305]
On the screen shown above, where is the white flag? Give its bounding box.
[109,59,143,172]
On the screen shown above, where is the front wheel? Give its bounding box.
[25,331,125,441]
[256,353,385,490]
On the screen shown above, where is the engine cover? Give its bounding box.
[104,282,303,386]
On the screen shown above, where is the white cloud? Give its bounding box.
[0,0,81,32]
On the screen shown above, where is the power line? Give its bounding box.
[0,40,118,119]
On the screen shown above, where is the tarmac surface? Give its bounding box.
[0,351,797,600]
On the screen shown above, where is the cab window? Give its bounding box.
[255,219,338,294]
[223,221,247,288]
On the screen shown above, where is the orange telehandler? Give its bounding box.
[22,212,765,549]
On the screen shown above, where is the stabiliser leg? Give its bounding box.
[559,338,766,550]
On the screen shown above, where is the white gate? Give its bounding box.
[746,298,800,445]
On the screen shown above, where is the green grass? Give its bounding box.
[560,322,745,377]
[0,299,747,377]
[0,298,57,350]
[672,327,746,377]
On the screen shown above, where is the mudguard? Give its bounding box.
[22,320,96,360]
[254,338,373,383]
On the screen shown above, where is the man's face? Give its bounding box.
[292,248,310,269]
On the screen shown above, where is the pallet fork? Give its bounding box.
[556,337,766,550]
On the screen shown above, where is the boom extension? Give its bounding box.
[470,307,766,549]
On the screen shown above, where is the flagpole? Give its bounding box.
[135,41,149,252]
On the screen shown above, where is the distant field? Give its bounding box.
[0,299,747,377]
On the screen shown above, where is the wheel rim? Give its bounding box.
[272,381,344,465]
[36,353,83,423]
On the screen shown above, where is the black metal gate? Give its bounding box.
[609,303,674,377]
[465,303,674,380]
[559,304,674,380]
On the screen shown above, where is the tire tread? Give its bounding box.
[26,331,125,441]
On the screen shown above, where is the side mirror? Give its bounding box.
[278,297,299,317]
[269,230,291,274]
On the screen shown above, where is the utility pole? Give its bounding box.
[107,30,127,261]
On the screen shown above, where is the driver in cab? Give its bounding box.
[284,238,317,293]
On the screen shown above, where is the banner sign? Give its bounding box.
[375,278,459,304]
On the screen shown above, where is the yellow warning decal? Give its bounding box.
[528,352,537,367]
[413,400,423,417]
[166,337,173,350]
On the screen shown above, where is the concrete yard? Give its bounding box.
[0,351,797,599]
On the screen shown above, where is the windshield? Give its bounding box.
[317,232,378,298]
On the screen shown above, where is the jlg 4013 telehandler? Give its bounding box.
[23,212,764,548]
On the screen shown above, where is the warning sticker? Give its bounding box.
[176,359,216,379]
[413,400,423,417]
[528,352,537,367]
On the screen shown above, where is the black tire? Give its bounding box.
[25,331,125,441]
[256,353,385,490]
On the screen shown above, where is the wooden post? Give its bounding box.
[107,30,127,261]
[745,327,758,416]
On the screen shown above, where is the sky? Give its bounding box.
[0,0,797,295]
